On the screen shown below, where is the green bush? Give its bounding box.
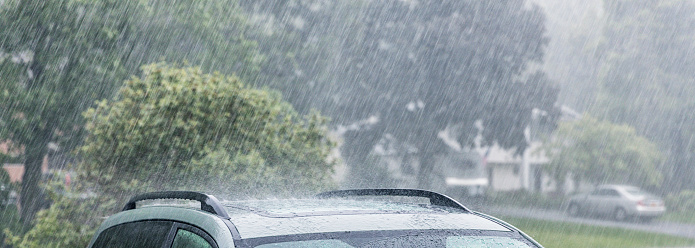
[7,63,338,247]
[0,205,21,247]
[665,190,695,213]
[4,192,100,248]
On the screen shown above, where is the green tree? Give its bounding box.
[238,0,558,189]
[534,0,604,111]
[0,0,132,225]
[541,116,663,192]
[330,0,558,188]
[0,0,258,224]
[6,64,336,247]
[592,0,695,192]
[79,63,335,196]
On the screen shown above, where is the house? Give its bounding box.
[479,105,583,194]
[1,159,50,184]
[1,140,69,188]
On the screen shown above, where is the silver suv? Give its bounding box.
[88,189,543,247]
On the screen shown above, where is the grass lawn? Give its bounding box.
[502,216,695,248]
[660,211,695,225]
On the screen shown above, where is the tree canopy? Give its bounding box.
[333,0,557,187]
[592,0,695,192]
[80,63,336,197]
[7,64,336,247]
[541,115,663,190]
[240,0,559,188]
[0,0,259,223]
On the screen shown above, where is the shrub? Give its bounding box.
[665,190,695,213]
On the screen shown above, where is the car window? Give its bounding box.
[605,189,621,197]
[593,189,619,197]
[172,229,213,248]
[624,188,654,198]
[91,220,172,248]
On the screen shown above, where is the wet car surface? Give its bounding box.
[88,189,543,247]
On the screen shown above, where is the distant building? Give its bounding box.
[3,163,26,183]
[1,140,65,184]
[477,105,583,194]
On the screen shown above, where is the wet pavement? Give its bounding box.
[481,206,695,239]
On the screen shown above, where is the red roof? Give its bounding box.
[2,164,24,183]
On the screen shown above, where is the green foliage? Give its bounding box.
[0,169,21,247]
[9,64,337,247]
[4,190,104,248]
[239,0,559,189]
[592,0,695,191]
[665,190,695,214]
[541,115,663,188]
[0,206,22,247]
[79,63,336,197]
[337,0,557,187]
[0,0,260,224]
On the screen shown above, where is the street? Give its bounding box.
[483,206,695,239]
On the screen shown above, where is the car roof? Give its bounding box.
[91,190,543,248]
[221,198,510,239]
[598,184,640,191]
[110,190,522,239]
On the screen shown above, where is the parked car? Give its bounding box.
[566,184,665,222]
[88,189,543,247]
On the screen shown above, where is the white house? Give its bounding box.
[478,105,583,194]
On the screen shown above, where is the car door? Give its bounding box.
[595,189,621,215]
[584,189,604,214]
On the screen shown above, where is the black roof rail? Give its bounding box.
[315,188,470,212]
[122,191,229,218]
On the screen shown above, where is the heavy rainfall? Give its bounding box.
[0,0,695,247]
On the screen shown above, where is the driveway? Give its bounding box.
[482,206,695,239]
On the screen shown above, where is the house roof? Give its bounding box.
[477,141,549,165]
[2,164,24,183]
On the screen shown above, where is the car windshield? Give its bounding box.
[247,230,536,248]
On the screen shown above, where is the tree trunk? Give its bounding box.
[20,141,48,228]
[417,151,435,189]
[341,125,385,167]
